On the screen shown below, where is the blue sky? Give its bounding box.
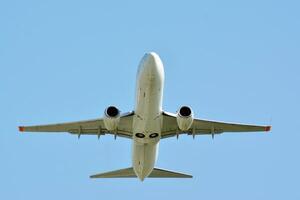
[1,0,300,199]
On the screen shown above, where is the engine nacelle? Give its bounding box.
[176,106,194,131]
[103,106,120,131]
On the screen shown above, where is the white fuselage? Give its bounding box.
[132,52,164,181]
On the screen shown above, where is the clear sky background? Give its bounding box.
[1,0,300,199]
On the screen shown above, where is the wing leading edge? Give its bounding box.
[161,112,271,139]
[19,112,134,139]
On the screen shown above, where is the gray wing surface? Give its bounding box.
[19,112,134,139]
[161,112,271,139]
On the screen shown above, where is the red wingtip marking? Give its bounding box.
[265,126,271,132]
[19,126,24,132]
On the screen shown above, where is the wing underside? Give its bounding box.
[161,112,271,139]
[19,111,271,139]
[19,112,134,139]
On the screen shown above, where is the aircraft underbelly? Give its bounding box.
[132,142,159,179]
[132,53,164,180]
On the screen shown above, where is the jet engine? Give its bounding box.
[176,106,194,131]
[103,106,120,131]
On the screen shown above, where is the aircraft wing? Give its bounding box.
[19,112,134,139]
[161,112,271,139]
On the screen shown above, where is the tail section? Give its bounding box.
[148,168,192,178]
[90,167,136,178]
[90,167,192,179]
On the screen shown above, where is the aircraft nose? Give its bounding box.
[137,52,164,82]
[143,52,163,74]
[144,52,158,63]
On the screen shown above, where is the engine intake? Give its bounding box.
[103,106,120,131]
[176,106,194,131]
[105,106,120,118]
[179,106,192,117]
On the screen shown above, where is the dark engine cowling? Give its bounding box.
[176,106,194,131]
[103,106,120,131]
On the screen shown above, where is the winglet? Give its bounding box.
[265,126,271,132]
[18,126,25,132]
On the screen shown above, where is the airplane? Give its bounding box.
[19,52,271,181]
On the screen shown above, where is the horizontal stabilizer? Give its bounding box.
[90,167,192,179]
[148,168,192,178]
[90,167,136,178]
